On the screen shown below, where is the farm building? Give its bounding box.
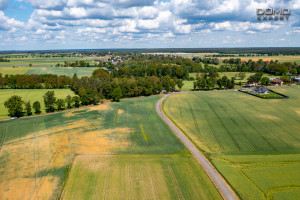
[271,78,283,86]
[247,82,259,87]
[253,87,269,95]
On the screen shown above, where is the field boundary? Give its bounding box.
[156,93,239,200]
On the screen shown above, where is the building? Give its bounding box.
[253,87,269,95]
[271,78,283,86]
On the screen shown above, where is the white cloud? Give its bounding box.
[0,11,24,30]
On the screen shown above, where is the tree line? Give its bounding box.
[4,91,81,117]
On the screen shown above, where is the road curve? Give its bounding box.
[156,93,238,200]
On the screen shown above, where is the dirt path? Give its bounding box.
[156,93,238,200]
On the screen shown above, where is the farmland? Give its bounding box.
[25,67,98,78]
[0,55,99,77]
[163,86,300,199]
[63,155,221,200]
[0,95,221,200]
[0,89,75,120]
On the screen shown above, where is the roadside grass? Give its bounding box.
[0,95,221,199]
[163,86,300,199]
[0,89,75,120]
[63,155,221,200]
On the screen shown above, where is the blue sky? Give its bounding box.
[0,0,299,50]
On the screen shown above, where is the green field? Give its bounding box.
[0,55,99,77]
[63,155,221,200]
[0,95,221,200]
[163,86,300,199]
[0,89,75,119]
[25,67,98,78]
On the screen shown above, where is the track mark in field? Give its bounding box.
[33,122,37,188]
[0,125,7,153]
[204,99,241,151]
[113,106,119,124]
[223,99,278,151]
[125,163,132,200]
[187,102,202,141]
[147,164,157,200]
[190,97,224,151]
[167,166,185,200]
[139,124,150,141]
[214,99,259,151]
[102,164,110,200]
[28,152,60,200]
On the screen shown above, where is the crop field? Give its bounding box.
[163,86,300,199]
[212,55,300,63]
[63,155,221,200]
[0,89,75,119]
[0,95,221,200]
[25,67,98,78]
[0,55,98,77]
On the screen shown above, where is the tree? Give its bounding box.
[238,72,246,80]
[25,101,32,116]
[43,91,56,112]
[261,77,270,86]
[65,95,73,109]
[111,87,122,102]
[72,96,81,108]
[56,99,65,111]
[177,79,184,90]
[4,95,24,117]
[33,101,41,114]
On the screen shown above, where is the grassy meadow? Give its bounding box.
[25,67,98,78]
[0,89,75,119]
[163,86,300,199]
[0,55,99,77]
[0,95,221,200]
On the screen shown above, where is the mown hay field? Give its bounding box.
[0,89,75,120]
[163,86,300,199]
[63,155,221,200]
[0,95,221,200]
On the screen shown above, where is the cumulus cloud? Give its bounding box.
[1,0,300,48]
[0,11,24,30]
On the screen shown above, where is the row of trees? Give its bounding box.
[193,74,235,90]
[4,91,82,117]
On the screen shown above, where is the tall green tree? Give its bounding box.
[72,96,81,108]
[56,99,65,111]
[33,101,41,114]
[4,95,24,117]
[65,95,73,109]
[111,87,122,102]
[177,79,184,90]
[25,101,32,116]
[43,91,56,112]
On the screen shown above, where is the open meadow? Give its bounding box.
[0,89,75,120]
[163,86,300,199]
[0,95,221,200]
[0,55,99,77]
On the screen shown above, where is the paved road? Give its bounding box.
[156,93,238,200]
